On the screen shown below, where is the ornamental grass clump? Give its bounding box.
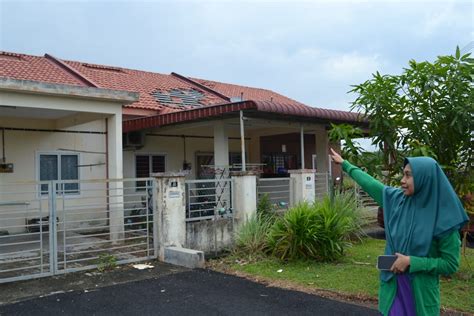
[234,214,273,257]
[268,192,364,262]
[267,202,320,261]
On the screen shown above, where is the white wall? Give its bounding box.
[123,134,244,180]
[0,91,123,234]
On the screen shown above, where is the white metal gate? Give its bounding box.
[257,177,292,209]
[185,178,233,221]
[0,178,157,284]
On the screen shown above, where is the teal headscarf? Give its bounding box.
[381,157,468,282]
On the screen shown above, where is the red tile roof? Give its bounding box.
[0,51,365,127]
[0,52,87,87]
[192,77,306,106]
[63,60,226,111]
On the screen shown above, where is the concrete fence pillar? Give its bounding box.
[289,169,316,205]
[152,172,187,261]
[231,171,257,230]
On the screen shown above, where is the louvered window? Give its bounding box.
[136,155,165,189]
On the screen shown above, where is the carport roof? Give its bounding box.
[122,99,366,133]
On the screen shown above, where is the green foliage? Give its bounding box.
[322,191,366,241]
[96,253,117,272]
[257,194,276,220]
[331,47,473,206]
[234,214,273,256]
[268,193,364,262]
[268,203,320,261]
[328,124,364,161]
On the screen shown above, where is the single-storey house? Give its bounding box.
[0,50,368,282]
[0,51,364,185]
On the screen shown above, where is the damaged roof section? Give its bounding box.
[151,88,207,108]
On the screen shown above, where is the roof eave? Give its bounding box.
[0,78,139,103]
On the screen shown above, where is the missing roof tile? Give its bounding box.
[151,89,205,107]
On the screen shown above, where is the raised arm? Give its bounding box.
[329,148,384,206]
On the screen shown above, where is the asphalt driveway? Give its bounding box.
[0,269,378,316]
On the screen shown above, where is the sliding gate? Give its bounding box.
[0,178,157,284]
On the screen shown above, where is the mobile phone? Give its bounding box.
[377,255,397,270]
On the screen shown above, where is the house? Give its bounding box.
[0,51,367,282]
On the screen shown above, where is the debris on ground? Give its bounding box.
[132,263,154,270]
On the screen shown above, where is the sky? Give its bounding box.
[0,0,472,113]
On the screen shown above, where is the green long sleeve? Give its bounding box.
[409,230,461,275]
[341,160,384,207]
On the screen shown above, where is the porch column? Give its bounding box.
[231,171,257,230]
[152,172,187,261]
[214,121,229,169]
[300,125,305,169]
[314,130,329,173]
[214,121,229,208]
[107,113,124,242]
[289,169,315,205]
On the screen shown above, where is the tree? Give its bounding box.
[330,47,473,219]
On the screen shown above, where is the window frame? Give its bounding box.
[36,151,81,197]
[134,153,167,190]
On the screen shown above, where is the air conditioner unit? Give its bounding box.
[123,131,145,149]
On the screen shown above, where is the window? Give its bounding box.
[39,153,79,195]
[261,153,297,176]
[135,155,165,189]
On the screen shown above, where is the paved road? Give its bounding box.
[0,269,378,316]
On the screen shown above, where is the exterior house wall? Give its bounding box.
[123,134,244,180]
[0,90,124,234]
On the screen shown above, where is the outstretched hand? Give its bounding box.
[329,148,344,165]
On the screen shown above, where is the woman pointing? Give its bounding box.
[329,148,468,316]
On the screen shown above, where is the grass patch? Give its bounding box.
[212,237,474,313]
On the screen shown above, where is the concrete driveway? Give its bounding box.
[0,268,379,316]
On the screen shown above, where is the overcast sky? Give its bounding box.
[0,0,472,112]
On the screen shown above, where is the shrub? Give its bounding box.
[257,193,276,220]
[267,202,320,260]
[268,192,364,262]
[234,214,273,256]
[96,253,117,272]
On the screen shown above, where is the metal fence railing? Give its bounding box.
[354,186,379,212]
[0,178,157,284]
[185,178,233,222]
[314,172,330,200]
[257,177,292,209]
[0,181,53,283]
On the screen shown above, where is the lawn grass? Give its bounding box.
[216,237,474,313]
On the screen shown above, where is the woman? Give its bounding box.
[329,149,468,316]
